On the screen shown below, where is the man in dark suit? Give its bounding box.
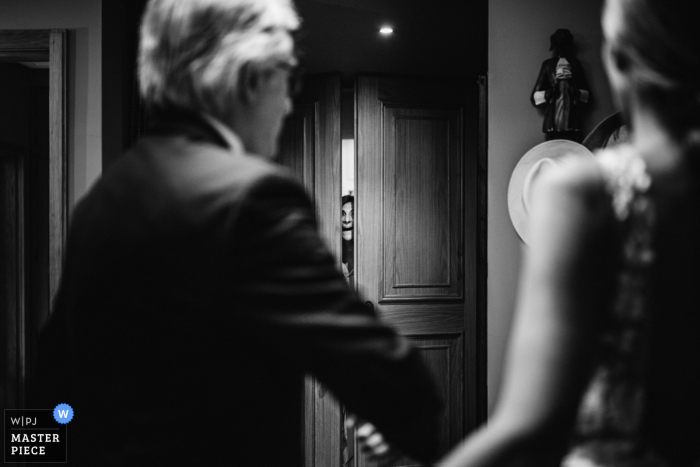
[30,0,442,465]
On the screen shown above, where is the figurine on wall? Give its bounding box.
[531,29,590,142]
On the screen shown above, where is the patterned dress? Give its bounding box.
[561,146,667,467]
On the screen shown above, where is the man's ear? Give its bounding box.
[238,63,262,106]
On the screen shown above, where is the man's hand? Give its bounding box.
[346,416,403,466]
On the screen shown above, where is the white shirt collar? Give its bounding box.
[200,113,245,155]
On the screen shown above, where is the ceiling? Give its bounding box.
[294,0,486,79]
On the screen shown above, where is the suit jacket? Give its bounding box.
[30,108,442,465]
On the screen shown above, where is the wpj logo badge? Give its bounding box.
[4,404,72,463]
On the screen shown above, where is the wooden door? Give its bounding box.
[355,76,479,466]
[278,75,345,467]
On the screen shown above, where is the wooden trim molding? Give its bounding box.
[0,30,50,62]
[48,30,68,312]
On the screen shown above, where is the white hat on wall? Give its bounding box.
[508,140,594,244]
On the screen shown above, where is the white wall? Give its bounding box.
[487,0,615,409]
[0,0,101,207]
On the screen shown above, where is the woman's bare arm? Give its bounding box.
[440,156,612,467]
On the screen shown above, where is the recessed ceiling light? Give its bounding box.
[379,26,394,35]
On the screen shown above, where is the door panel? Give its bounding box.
[382,106,463,301]
[278,75,343,467]
[356,76,476,466]
[409,335,463,464]
[280,75,341,260]
[278,103,316,196]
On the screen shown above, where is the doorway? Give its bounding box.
[0,30,67,410]
[278,2,486,466]
[279,72,481,467]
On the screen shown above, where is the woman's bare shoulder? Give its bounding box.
[530,153,612,236]
[539,154,606,196]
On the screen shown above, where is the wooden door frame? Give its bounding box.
[475,74,488,425]
[0,30,67,408]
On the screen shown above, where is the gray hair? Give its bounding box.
[139,0,300,121]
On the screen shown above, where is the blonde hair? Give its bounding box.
[139,0,300,121]
[605,0,700,147]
